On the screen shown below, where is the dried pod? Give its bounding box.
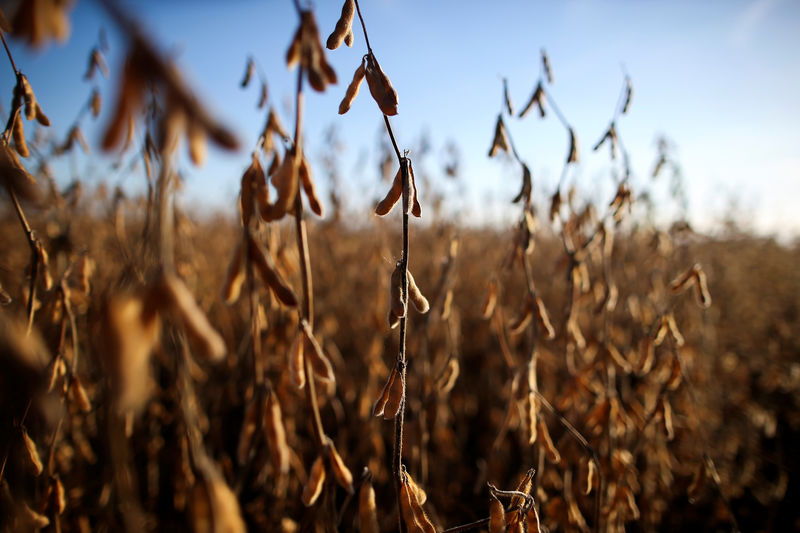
[436,358,460,394]
[621,75,633,114]
[326,0,355,50]
[488,114,510,157]
[12,113,29,157]
[665,313,685,346]
[0,143,40,201]
[407,159,422,217]
[503,77,514,115]
[527,393,539,444]
[694,267,712,308]
[248,235,298,307]
[606,343,632,374]
[90,89,102,118]
[665,356,682,391]
[237,392,261,465]
[291,11,337,91]
[104,293,161,414]
[637,337,655,375]
[325,439,354,493]
[257,83,268,109]
[389,262,406,319]
[384,365,405,420]
[70,376,92,412]
[534,296,555,340]
[265,391,291,476]
[440,289,453,320]
[240,57,255,88]
[261,150,298,221]
[372,366,398,417]
[688,461,707,502]
[585,458,597,495]
[301,323,336,383]
[376,166,402,216]
[301,455,326,506]
[192,461,246,533]
[339,59,366,114]
[157,273,226,361]
[50,476,66,514]
[481,280,498,319]
[509,297,533,335]
[400,480,423,532]
[17,502,50,529]
[512,163,532,205]
[239,152,263,227]
[387,308,401,330]
[364,53,398,116]
[541,49,553,83]
[669,264,696,293]
[489,493,506,533]
[84,48,108,80]
[359,473,379,533]
[538,419,561,463]
[407,270,429,314]
[658,397,674,440]
[289,332,306,389]
[298,153,323,216]
[405,471,428,505]
[20,429,43,475]
[187,120,207,166]
[519,81,546,119]
[566,127,579,164]
[221,242,245,305]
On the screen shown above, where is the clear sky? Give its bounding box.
[2,0,799,237]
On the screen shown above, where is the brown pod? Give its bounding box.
[237,393,261,465]
[261,150,298,221]
[257,83,268,109]
[567,127,579,164]
[519,81,546,118]
[489,493,506,533]
[21,429,43,475]
[387,308,401,330]
[248,235,298,307]
[622,75,633,114]
[158,273,226,362]
[326,0,355,50]
[658,397,674,440]
[301,455,326,506]
[481,279,498,319]
[694,268,712,308]
[286,27,302,69]
[405,471,427,505]
[383,365,404,420]
[265,391,290,475]
[399,480,424,533]
[240,57,255,88]
[12,114,29,157]
[585,458,598,495]
[375,166,402,215]
[221,241,245,305]
[325,440,354,493]
[90,90,102,118]
[365,54,399,116]
[372,367,398,417]
[389,262,406,319]
[527,393,538,444]
[509,297,533,335]
[437,358,460,394]
[70,377,92,413]
[665,313,685,346]
[188,120,207,166]
[488,114,510,157]
[541,49,553,84]
[344,28,354,47]
[534,296,555,339]
[407,270,430,313]
[358,474,379,533]
[339,59,366,114]
[299,154,324,216]
[408,159,422,217]
[538,419,561,463]
[669,264,696,293]
[302,326,336,383]
[239,153,260,227]
[289,332,306,389]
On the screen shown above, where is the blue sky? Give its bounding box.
[3,0,799,237]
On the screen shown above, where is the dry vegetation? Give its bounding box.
[1,1,798,532]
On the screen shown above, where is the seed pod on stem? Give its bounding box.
[301,455,326,506]
[359,470,379,533]
[326,0,355,50]
[339,58,366,114]
[364,53,399,116]
[376,166,402,216]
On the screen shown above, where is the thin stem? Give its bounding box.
[292,65,325,449]
[541,87,571,131]
[393,159,411,533]
[0,29,19,75]
[383,114,401,162]
[8,187,39,333]
[353,0,373,54]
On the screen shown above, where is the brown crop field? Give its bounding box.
[1,2,798,532]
